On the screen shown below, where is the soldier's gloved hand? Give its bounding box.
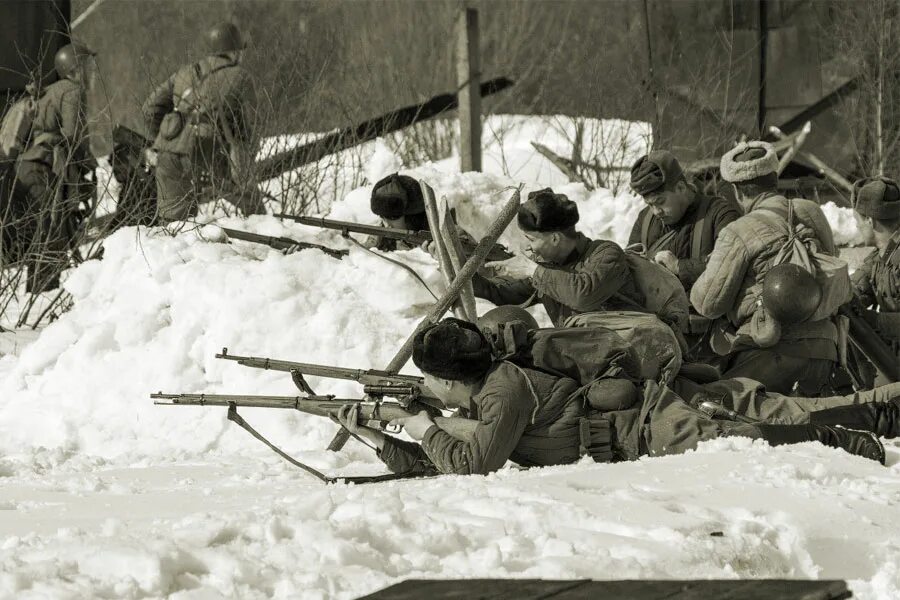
[389,411,434,441]
[420,240,439,260]
[144,148,158,168]
[653,250,680,276]
[489,255,538,280]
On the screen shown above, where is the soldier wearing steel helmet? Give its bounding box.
[691,141,842,395]
[142,22,259,222]
[16,42,97,292]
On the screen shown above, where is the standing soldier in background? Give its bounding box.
[142,22,260,223]
[16,42,97,293]
[849,177,900,383]
[691,141,843,396]
[628,150,742,360]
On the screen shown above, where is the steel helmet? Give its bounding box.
[476,305,539,332]
[206,22,245,54]
[761,263,822,324]
[54,42,95,78]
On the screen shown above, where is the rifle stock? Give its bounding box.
[841,306,900,383]
[275,214,513,262]
[151,392,476,442]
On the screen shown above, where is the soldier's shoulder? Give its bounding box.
[480,362,541,400]
[706,192,741,213]
[43,78,81,99]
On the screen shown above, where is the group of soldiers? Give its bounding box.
[4,22,900,479]
[1,22,255,292]
[336,144,900,477]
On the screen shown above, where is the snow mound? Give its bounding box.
[0,167,639,465]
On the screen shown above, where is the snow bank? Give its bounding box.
[1,439,899,599]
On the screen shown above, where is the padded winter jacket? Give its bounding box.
[628,192,742,289]
[690,192,838,356]
[853,230,900,314]
[472,233,644,326]
[378,362,584,475]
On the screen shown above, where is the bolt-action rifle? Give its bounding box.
[274,214,514,262]
[840,303,900,383]
[220,227,348,260]
[152,391,475,483]
[215,348,441,407]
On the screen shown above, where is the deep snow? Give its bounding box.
[0,116,893,600]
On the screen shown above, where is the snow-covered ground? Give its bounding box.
[0,117,892,599]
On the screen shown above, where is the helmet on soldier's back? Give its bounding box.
[476,305,539,332]
[54,42,95,79]
[761,263,822,324]
[206,22,245,54]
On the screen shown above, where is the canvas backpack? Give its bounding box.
[751,198,852,324]
[615,250,691,333]
[0,85,39,160]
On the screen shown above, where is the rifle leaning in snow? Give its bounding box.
[274,214,514,262]
[220,227,348,260]
[152,392,476,483]
[215,347,441,407]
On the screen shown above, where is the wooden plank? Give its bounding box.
[438,196,477,322]
[421,181,466,321]
[361,579,851,600]
[456,7,482,172]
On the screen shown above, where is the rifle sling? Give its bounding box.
[226,404,430,484]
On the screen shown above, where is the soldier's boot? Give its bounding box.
[808,397,900,439]
[755,423,886,464]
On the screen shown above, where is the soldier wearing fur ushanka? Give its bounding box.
[851,177,900,383]
[472,188,644,326]
[691,141,840,396]
[628,150,741,290]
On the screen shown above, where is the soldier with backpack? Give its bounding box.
[470,188,690,328]
[628,150,742,362]
[691,141,850,395]
[335,318,896,477]
[12,42,97,293]
[142,22,259,223]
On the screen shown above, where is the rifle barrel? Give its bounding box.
[215,351,424,384]
[276,214,513,261]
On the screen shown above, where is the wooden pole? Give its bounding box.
[438,198,478,321]
[389,186,521,370]
[640,0,660,135]
[421,181,467,320]
[456,7,482,172]
[776,121,811,176]
[758,0,768,136]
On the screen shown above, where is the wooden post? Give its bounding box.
[456,7,482,172]
[757,0,768,136]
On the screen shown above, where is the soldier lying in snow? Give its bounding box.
[337,318,899,477]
